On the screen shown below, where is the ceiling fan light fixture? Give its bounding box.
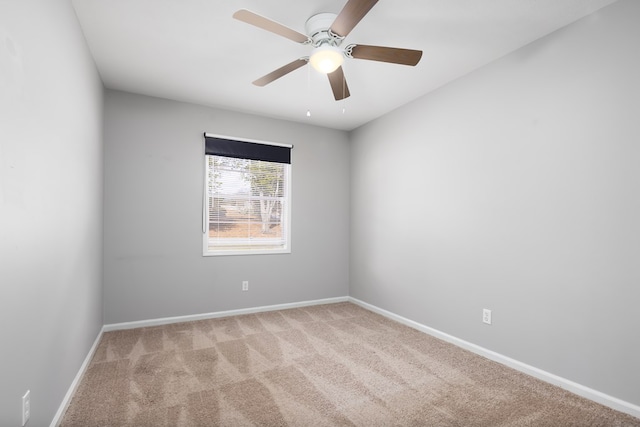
[309,45,344,74]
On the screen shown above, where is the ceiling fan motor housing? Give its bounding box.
[305,13,342,47]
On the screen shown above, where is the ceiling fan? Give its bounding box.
[233,0,423,101]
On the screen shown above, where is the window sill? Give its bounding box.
[203,248,291,257]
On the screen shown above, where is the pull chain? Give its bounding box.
[342,73,346,114]
[306,60,311,117]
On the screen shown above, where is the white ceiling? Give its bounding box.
[71,0,617,131]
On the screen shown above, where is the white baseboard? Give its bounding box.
[50,327,104,427]
[348,297,640,420]
[103,296,349,332]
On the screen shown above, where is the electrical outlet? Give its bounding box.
[482,309,492,325]
[22,390,30,426]
[242,281,248,291]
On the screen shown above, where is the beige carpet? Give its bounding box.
[60,302,640,426]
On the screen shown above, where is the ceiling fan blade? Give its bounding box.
[348,44,422,66]
[253,58,308,87]
[233,9,310,44]
[327,66,351,101]
[330,0,379,38]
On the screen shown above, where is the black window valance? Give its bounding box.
[204,133,292,164]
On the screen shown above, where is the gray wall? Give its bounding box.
[350,0,639,407]
[0,0,104,425]
[103,90,350,324]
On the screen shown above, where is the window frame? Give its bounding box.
[202,133,292,257]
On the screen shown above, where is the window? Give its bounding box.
[203,134,292,256]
